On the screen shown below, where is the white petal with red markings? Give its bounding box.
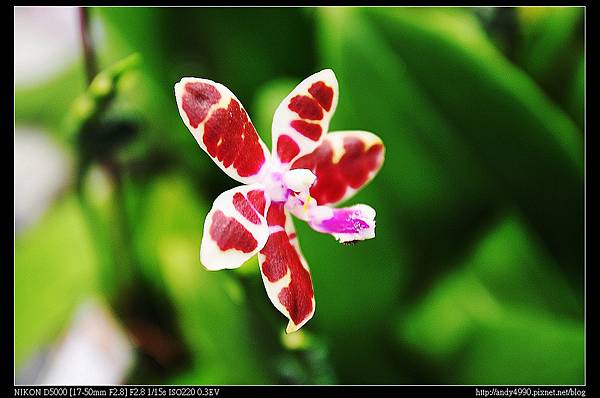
[259,202,315,333]
[291,131,385,206]
[175,77,271,185]
[272,69,339,167]
[200,185,270,271]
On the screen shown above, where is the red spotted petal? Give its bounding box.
[291,131,385,206]
[272,69,338,167]
[201,185,270,270]
[259,202,315,333]
[175,78,271,184]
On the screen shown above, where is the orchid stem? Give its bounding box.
[79,7,97,84]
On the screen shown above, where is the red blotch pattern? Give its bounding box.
[288,96,323,120]
[261,203,314,326]
[339,138,384,187]
[204,99,265,177]
[182,82,221,128]
[247,190,267,215]
[277,135,300,164]
[233,192,260,225]
[290,120,322,141]
[291,136,384,205]
[261,232,290,282]
[266,202,287,227]
[209,210,258,253]
[308,81,334,112]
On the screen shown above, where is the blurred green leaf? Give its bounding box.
[364,7,583,286]
[566,54,584,127]
[397,213,583,383]
[132,174,272,384]
[15,63,87,138]
[80,166,135,300]
[303,7,505,383]
[519,7,582,75]
[15,195,100,365]
[314,8,582,383]
[317,6,499,305]
[516,7,584,127]
[470,215,580,319]
[473,8,520,59]
[401,270,502,358]
[461,308,583,384]
[130,173,205,293]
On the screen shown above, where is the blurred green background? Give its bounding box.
[14,6,584,385]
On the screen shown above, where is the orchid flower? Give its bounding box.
[174,69,385,333]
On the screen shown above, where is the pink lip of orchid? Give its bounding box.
[174,69,385,333]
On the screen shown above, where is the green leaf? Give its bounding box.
[396,213,583,383]
[15,63,87,138]
[362,7,583,284]
[311,7,513,383]
[565,51,584,128]
[132,174,272,384]
[317,6,501,297]
[79,166,135,300]
[130,173,206,293]
[15,195,100,366]
[461,308,583,384]
[469,214,580,319]
[517,7,583,85]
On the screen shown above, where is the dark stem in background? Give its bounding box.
[79,7,97,84]
[75,9,192,376]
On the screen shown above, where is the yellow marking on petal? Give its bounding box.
[364,136,383,150]
[303,195,312,211]
[331,138,345,163]
[330,131,385,163]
